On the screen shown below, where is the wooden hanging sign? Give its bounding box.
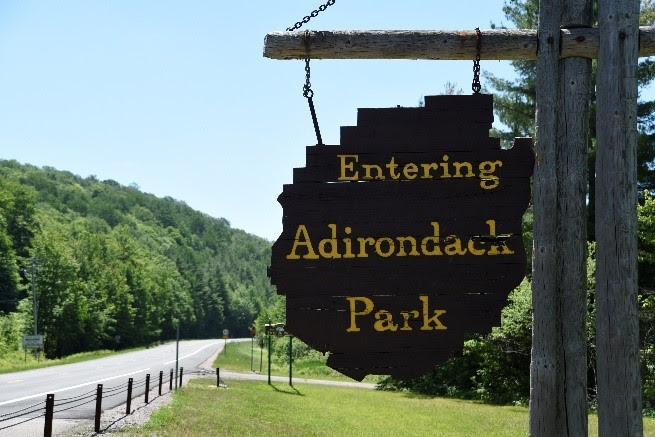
[269,94,534,381]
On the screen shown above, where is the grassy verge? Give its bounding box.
[0,346,148,374]
[214,340,380,383]
[128,379,655,436]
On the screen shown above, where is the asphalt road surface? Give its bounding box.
[0,338,226,435]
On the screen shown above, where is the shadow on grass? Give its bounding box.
[269,383,304,396]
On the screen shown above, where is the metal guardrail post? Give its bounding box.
[126,378,133,415]
[95,384,103,433]
[43,393,54,437]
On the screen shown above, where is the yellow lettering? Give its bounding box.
[420,162,439,179]
[444,235,467,255]
[419,295,447,331]
[440,155,452,178]
[400,310,419,331]
[338,154,359,181]
[479,160,502,189]
[362,164,385,180]
[375,237,395,257]
[386,156,400,179]
[420,222,443,256]
[485,219,514,255]
[286,225,319,260]
[342,226,355,258]
[374,310,398,331]
[357,237,376,257]
[318,224,341,259]
[346,297,375,332]
[403,163,418,179]
[467,237,486,255]
[453,161,474,178]
[396,236,419,256]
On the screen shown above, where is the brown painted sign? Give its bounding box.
[269,94,534,381]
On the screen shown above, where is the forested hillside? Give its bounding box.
[0,159,274,358]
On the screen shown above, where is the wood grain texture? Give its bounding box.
[595,0,643,435]
[530,0,561,435]
[263,27,655,60]
[269,95,534,381]
[557,0,593,434]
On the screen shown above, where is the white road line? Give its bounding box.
[162,343,219,365]
[0,368,150,406]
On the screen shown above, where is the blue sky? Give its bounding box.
[0,1,650,241]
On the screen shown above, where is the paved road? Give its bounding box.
[0,338,227,435]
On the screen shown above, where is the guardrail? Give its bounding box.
[0,367,222,436]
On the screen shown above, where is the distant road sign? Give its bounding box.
[222,329,229,339]
[22,335,44,349]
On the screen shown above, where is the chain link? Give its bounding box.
[472,28,482,94]
[286,0,336,32]
[286,2,336,145]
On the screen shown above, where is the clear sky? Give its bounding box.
[0,1,650,241]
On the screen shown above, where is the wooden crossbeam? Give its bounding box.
[264,27,655,60]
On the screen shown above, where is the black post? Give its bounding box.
[267,334,271,385]
[169,369,173,391]
[175,322,180,389]
[145,374,150,404]
[289,336,293,386]
[94,384,103,433]
[179,367,184,387]
[158,371,163,396]
[216,367,220,387]
[44,393,54,437]
[126,378,133,415]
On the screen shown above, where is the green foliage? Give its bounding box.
[0,159,275,359]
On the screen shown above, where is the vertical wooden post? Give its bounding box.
[216,367,220,387]
[595,0,643,435]
[557,1,592,435]
[179,367,183,387]
[531,0,562,435]
[94,384,103,433]
[158,370,163,396]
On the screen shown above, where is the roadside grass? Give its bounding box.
[128,378,655,436]
[0,346,148,374]
[214,340,380,383]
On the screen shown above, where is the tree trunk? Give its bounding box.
[595,0,643,435]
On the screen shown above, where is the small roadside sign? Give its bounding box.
[222,329,229,339]
[22,335,44,349]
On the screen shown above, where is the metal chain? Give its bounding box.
[472,27,482,94]
[286,1,336,145]
[286,0,336,32]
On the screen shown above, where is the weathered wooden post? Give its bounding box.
[595,0,643,435]
[557,0,592,434]
[531,0,593,434]
[531,1,561,433]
